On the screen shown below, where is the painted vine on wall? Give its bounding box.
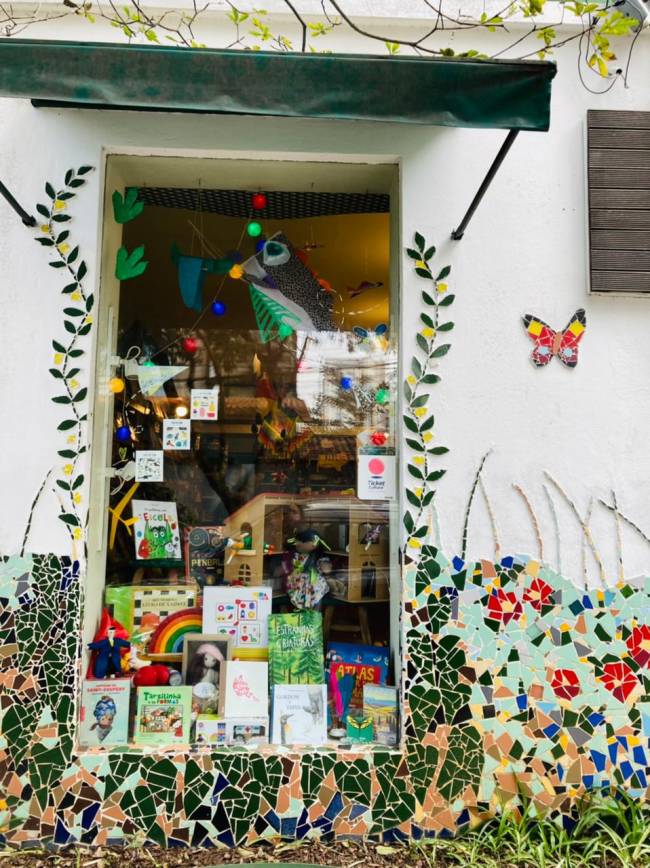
[34,166,94,547]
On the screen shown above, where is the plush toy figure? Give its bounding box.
[88,625,131,679]
[283,528,331,610]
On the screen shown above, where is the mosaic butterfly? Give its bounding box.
[522,308,586,368]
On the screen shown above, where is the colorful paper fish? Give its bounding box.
[522,308,586,368]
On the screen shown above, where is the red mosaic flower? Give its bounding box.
[523,578,554,612]
[601,661,639,703]
[550,668,580,700]
[486,589,522,625]
[626,625,650,668]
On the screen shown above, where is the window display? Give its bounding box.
[83,170,398,749]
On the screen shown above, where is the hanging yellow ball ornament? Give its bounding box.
[109,377,125,394]
[229,264,244,279]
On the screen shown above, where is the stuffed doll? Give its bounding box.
[88,625,131,679]
[283,528,331,610]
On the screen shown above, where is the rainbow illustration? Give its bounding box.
[147,607,203,659]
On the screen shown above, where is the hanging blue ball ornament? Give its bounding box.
[340,376,353,391]
[116,425,131,443]
[255,237,266,253]
[211,300,227,317]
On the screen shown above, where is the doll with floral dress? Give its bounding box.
[282,528,332,610]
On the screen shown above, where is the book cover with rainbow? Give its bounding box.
[147,607,202,661]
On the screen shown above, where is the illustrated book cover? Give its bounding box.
[271,684,327,746]
[268,610,324,687]
[133,686,192,746]
[184,526,227,588]
[131,500,182,560]
[202,586,272,647]
[363,683,398,746]
[218,661,268,718]
[79,679,131,748]
[105,584,196,634]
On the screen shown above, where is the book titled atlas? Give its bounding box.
[271,684,327,746]
[268,611,324,687]
[134,686,192,746]
[79,679,131,748]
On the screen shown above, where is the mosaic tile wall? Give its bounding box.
[1,548,649,846]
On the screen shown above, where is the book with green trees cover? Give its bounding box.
[268,611,324,686]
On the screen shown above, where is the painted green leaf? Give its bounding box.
[77,323,91,337]
[36,203,50,218]
[421,415,435,431]
[57,419,77,430]
[414,231,425,252]
[436,265,451,281]
[72,475,84,490]
[59,513,80,526]
[63,307,84,317]
[424,245,436,260]
[112,188,145,224]
[408,464,423,479]
[415,267,431,279]
[49,261,66,269]
[422,374,441,384]
[67,246,79,263]
[78,165,94,175]
[411,394,429,408]
[58,450,76,459]
[437,321,455,331]
[404,511,414,533]
[406,489,421,507]
[420,312,434,327]
[52,340,66,352]
[77,261,87,280]
[429,446,449,455]
[422,291,435,306]
[403,415,418,433]
[45,182,56,199]
[428,469,446,482]
[432,344,451,358]
[56,480,70,491]
[406,438,424,452]
[411,357,422,377]
[416,334,429,353]
[52,396,71,404]
[115,245,148,280]
[49,368,63,379]
[439,293,455,307]
[406,248,421,259]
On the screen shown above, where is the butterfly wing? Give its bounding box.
[557,308,586,368]
[522,314,556,367]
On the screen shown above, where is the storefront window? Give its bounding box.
[83,158,399,750]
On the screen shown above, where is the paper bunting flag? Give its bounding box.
[124,360,188,396]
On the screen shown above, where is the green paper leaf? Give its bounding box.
[78,165,94,175]
[432,344,451,358]
[406,488,422,507]
[67,246,79,264]
[439,293,455,307]
[424,245,436,260]
[64,321,77,334]
[66,368,80,379]
[403,415,418,433]
[36,203,50,219]
[52,340,66,352]
[64,169,73,185]
[408,464,424,479]
[420,313,434,328]
[428,469,447,482]
[429,446,449,455]
[57,231,70,243]
[49,368,63,379]
[422,490,435,506]
[73,388,87,403]
[59,513,80,526]
[436,265,451,281]
[406,248,421,259]
[45,182,56,199]
[421,415,435,431]
[49,261,66,269]
[52,396,71,404]
[403,511,414,533]
[422,291,435,306]
[403,382,412,402]
[69,349,84,357]
[51,214,70,222]
[415,267,431,280]
[112,187,145,224]
[69,178,85,188]
[35,238,54,247]
[86,294,94,311]
[414,232,425,252]
[115,245,148,280]
[77,323,92,336]
[56,480,70,491]
[411,393,429,408]
[411,357,422,377]
[57,419,78,430]
[63,307,84,317]
[437,321,455,331]
[57,449,77,459]
[406,438,424,452]
[57,192,74,201]
[72,475,84,490]
[422,374,441,384]
[77,261,87,280]
[413,524,428,538]
[416,333,429,353]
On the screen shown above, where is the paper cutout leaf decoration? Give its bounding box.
[115,245,148,281]
[112,188,144,224]
[124,360,189,396]
[249,283,301,343]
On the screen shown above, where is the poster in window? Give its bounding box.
[357,453,396,500]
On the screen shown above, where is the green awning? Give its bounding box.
[0,40,555,132]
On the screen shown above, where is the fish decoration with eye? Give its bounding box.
[353,323,389,352]
[347,280,383,298]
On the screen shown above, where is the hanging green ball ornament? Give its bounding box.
[142,359,155,367]
[375,387,390,405]
[247,221,263,238]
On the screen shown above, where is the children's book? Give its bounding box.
[79,679,131,748]
[218,661,268,718]
[132,500,182,560]
[134,686,192,746]
[271,684,327,746]
[185,526,227,588]
[194,715,227,746]
[105,584,196,634]
[346,713,374,743]
[202,586,272,647]
[327,641,388,708]
[268,611,324,687]
[363,684,398,746]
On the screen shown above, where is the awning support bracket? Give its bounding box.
[0,179,36,227]
[451,129,519,241]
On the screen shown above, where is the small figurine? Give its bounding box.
[88,625,131,679]
[283,528,331,610]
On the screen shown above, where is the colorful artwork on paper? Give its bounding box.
[522,308,586,368]
[132,499,181,560]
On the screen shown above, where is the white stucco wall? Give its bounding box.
[0,10,648,588]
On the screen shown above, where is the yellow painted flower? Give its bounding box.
[53,353,64,365]
[53,199,67,211]
[73,492,82,505]
[63,464,73,476]
[85,315,93,325]
[70,291,82,302]
[58,242,70,255]
[67,434,76,444]
[421,327,435,339]
[414,487,423,499]
[69,379,79,391]
[40,224,50,234]
[407,538,422,548]
[414,407,427,418]
[436,282,448,294]
[407,375,416,386]
[72,526,82,540]
[413,455,425,466]
[422,432,433,443]
[415,260,426,269]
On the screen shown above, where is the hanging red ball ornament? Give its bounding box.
[182,336,198,355]
[251,192,267,211]
[370,431,387,447]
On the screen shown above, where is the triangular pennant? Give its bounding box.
[124,360,188,396]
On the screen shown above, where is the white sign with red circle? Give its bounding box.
[357,453,396,500]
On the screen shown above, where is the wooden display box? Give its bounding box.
[222,493,390,601]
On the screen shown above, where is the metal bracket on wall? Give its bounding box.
[451,129,520,241]
[0,179,36,226]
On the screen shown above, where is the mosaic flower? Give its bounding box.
[601,660,639,703]
[550,667,580,700]
[486,588,522,625]
[626,625,650,668]
[523,577,554,612]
